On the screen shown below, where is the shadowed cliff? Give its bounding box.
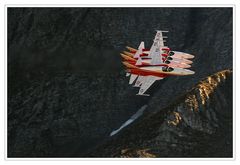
[87,70,233,157]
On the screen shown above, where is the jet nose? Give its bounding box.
[180,69,195,75]
[186,69,195,75]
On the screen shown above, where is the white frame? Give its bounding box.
[2,2,236,162]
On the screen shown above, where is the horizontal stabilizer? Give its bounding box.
[134,76,145,87]
[129,74,138,84]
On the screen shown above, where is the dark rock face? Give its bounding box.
[8,73,148,157]
[88,70,233,157]
[8,8,233,157]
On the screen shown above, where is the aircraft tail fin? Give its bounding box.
[134,41,145,58]
[138,41,145,49]
[136,57,143,65]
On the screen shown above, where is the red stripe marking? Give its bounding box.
[128,68,168,78]
[162,48,170,51]
[124,61,136,65]
[140,53,148,56]
[136,63,168,67]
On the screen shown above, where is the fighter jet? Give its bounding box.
[121,30,195,96]
[120,53,192,68]
[123,48,194,65]
[125,37,195,60]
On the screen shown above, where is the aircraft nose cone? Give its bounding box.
[181,69,195,75]
[187,70,195,75]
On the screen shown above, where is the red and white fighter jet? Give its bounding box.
[121,30,195,96]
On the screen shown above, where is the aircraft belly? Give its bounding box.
[141,66,162,71]
[171,68,195,75]
[168,62,191,68]
[168,60,191,65]
[140,60,190,69]
[169,57,193,64]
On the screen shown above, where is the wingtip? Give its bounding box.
[120,53,126,57]
[123,51,134,57]
[122,61,138,69]
[126,46,137,52]
[120,53,136,62]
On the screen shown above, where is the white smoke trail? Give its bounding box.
[110,105,148,136]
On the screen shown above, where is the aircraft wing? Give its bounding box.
[149,31,167,65]
[137,76,163,96]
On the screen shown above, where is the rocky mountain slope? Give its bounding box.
[7,8,233,157]
[88,69,233,157]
